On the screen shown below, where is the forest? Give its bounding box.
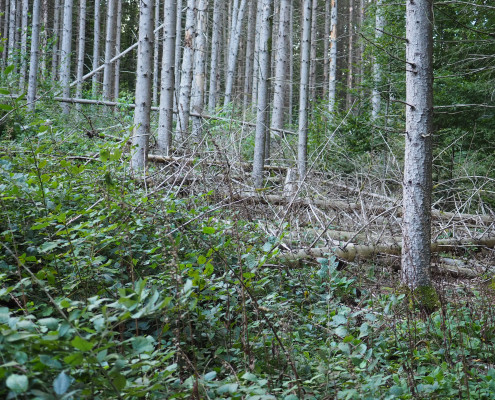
[0,0,495,398]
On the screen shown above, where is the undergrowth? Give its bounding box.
[0,120,495,399]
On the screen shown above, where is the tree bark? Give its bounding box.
[18,0,28,89]
[250,0,262,114]
[2,0,9,65]
[114,0,122,100]
[92,0,101,96]
[371,0,384,121]
[252,0,272,188]
[103,0,116,100]
[51,0,61,80]
[208,0,222,111]
[59,0,73,114]
[323,0,330,98]
[174,0,183,114]
[8,0,16,63]
[152,0,160,105]
[402,0,434,291]
[27,0,41,112]
[190,0,208,140]
[309,0,318,102]
[75,0,87,110]
[298,0,312,180]
[346,0,354,109]
[157,0,177,153]
[242,0,256,110]
[328,0,338,117]
[131,0,154,171]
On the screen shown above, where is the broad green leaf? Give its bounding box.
[40,355,62,369]
[0,103,13,111]
[70,336,94,351]
[217,383,238,394]
[6,374,28,393]
[53,371,71,395]
[202,226,216,234]
[112,373,126,390]
[64,352,84,366]
[204,371,217,381]
[131,336,154,354]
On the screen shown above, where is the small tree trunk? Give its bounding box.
[157,0,177,153]
[8,0,16,63]
[2,0,9,65]
[152,0,160,105]
[59,0,73,114]
[175,0,196,142]
[131,0,154,171]
[346,0,354,109]
[27,0,41,112]
[39,0,49,78]
[208,0,222,111]
[114,0,122,100]
[173,0,183,115]
[371,0,384,121]
[328,0,337,117]
[252,0,272,188]
[323,0,330,97]
[103,0,116,100]
[298,0,311,180]
[242,0,256,110]
[51,0,61,79]
[92,0,101,96]
[223,0,247,106]
[402,0,434,293]
[18,0,28,89]
[309,0,317,102]
[75,0,87,111]
[250,0,262,113]
[191,0,208,139]
[288,1,293,123]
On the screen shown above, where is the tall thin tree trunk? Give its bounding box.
[288,1,293,123]
[271,0,290,132]
[176,0,196,142]
[251,0,262,113]
[152,0,160,105]
[2,0,9,65]
[371,0,384,121]
[114,0,122,100]
[242,0,255,110]
[8,0,16,63]
[402,0,434,295]
[27,0,41,112]
[92,0,101,96]
[103,0,116,100]
[75,0,87,110]
[51,0,62,79]
[298,0,311,180]
[328,0,337,117]
[223,0,247,106]
[39,0,49,78]
[346,0,354,109]
[173,0,183,114]
[309,0,317,102]
[157,0,177,153]
[18,0,28,89]
[208,0,222,111]
[191,0,208,139]
[131,0,154,171]
[59,0,73,114]
[252,0,272,188]
[323,0,330,97]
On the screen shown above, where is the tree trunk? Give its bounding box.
[152,0,160,105]
[252,0,272,188]
[250,0,262,113]
[8,0,16,63]
[402,0,434,292]
[309,0,317,102]
[176,0,196,142]
[131,0,154,171]
[223,0,247,106]
[328,0,337,117]
[371,0,384,121]
[323,0,330,97]
[114,0,122,100]
[298,0,311,180]
[157,0,177,153]
[103,0,116,100]
[173,0,183,113]
[18,0,28,89]
[51,0,61,79]
[39,0,49,78]
[346,0,354,109]
[270,0,290,132]
[75,0,87,111]
[92,0,101,96]
[190,0,208,139]
[59,0,73,114]
[208,0,222,111]
[2,0,9,65]
[27,0,41,112]
[242,0,256,110]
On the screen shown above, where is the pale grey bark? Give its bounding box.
[75,0,87,110]
[190,0,208,139]
[328,0,337,116]
[208,0,222,111]
[51,0,61,79]
[371,0,384,121]
[402,0,434,291]
[252,0,272,188]
[288,1,293,122]
[27,0,41,112]
[59,0,73,114]
[39,0,49,77]
[346,0,354,109]
[18,0,28,89]
[242,0,255,110]
[157,0,177,153]
[250,0,262,113]
[92,0,101,96]
[176,0,196,141]
[173,0,182,108]
[309,0,317,101]
[223,0,247,106]
[103,0,116,100]
[2,0,8,65]
[152,0,160,105]
[270,0,290,132]
[297,0,311,180]
[131,0,154,171]
[114,0,122,100]
[8,0,16,62]
[323,0,330,97]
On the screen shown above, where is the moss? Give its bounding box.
[400,284,440,314]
